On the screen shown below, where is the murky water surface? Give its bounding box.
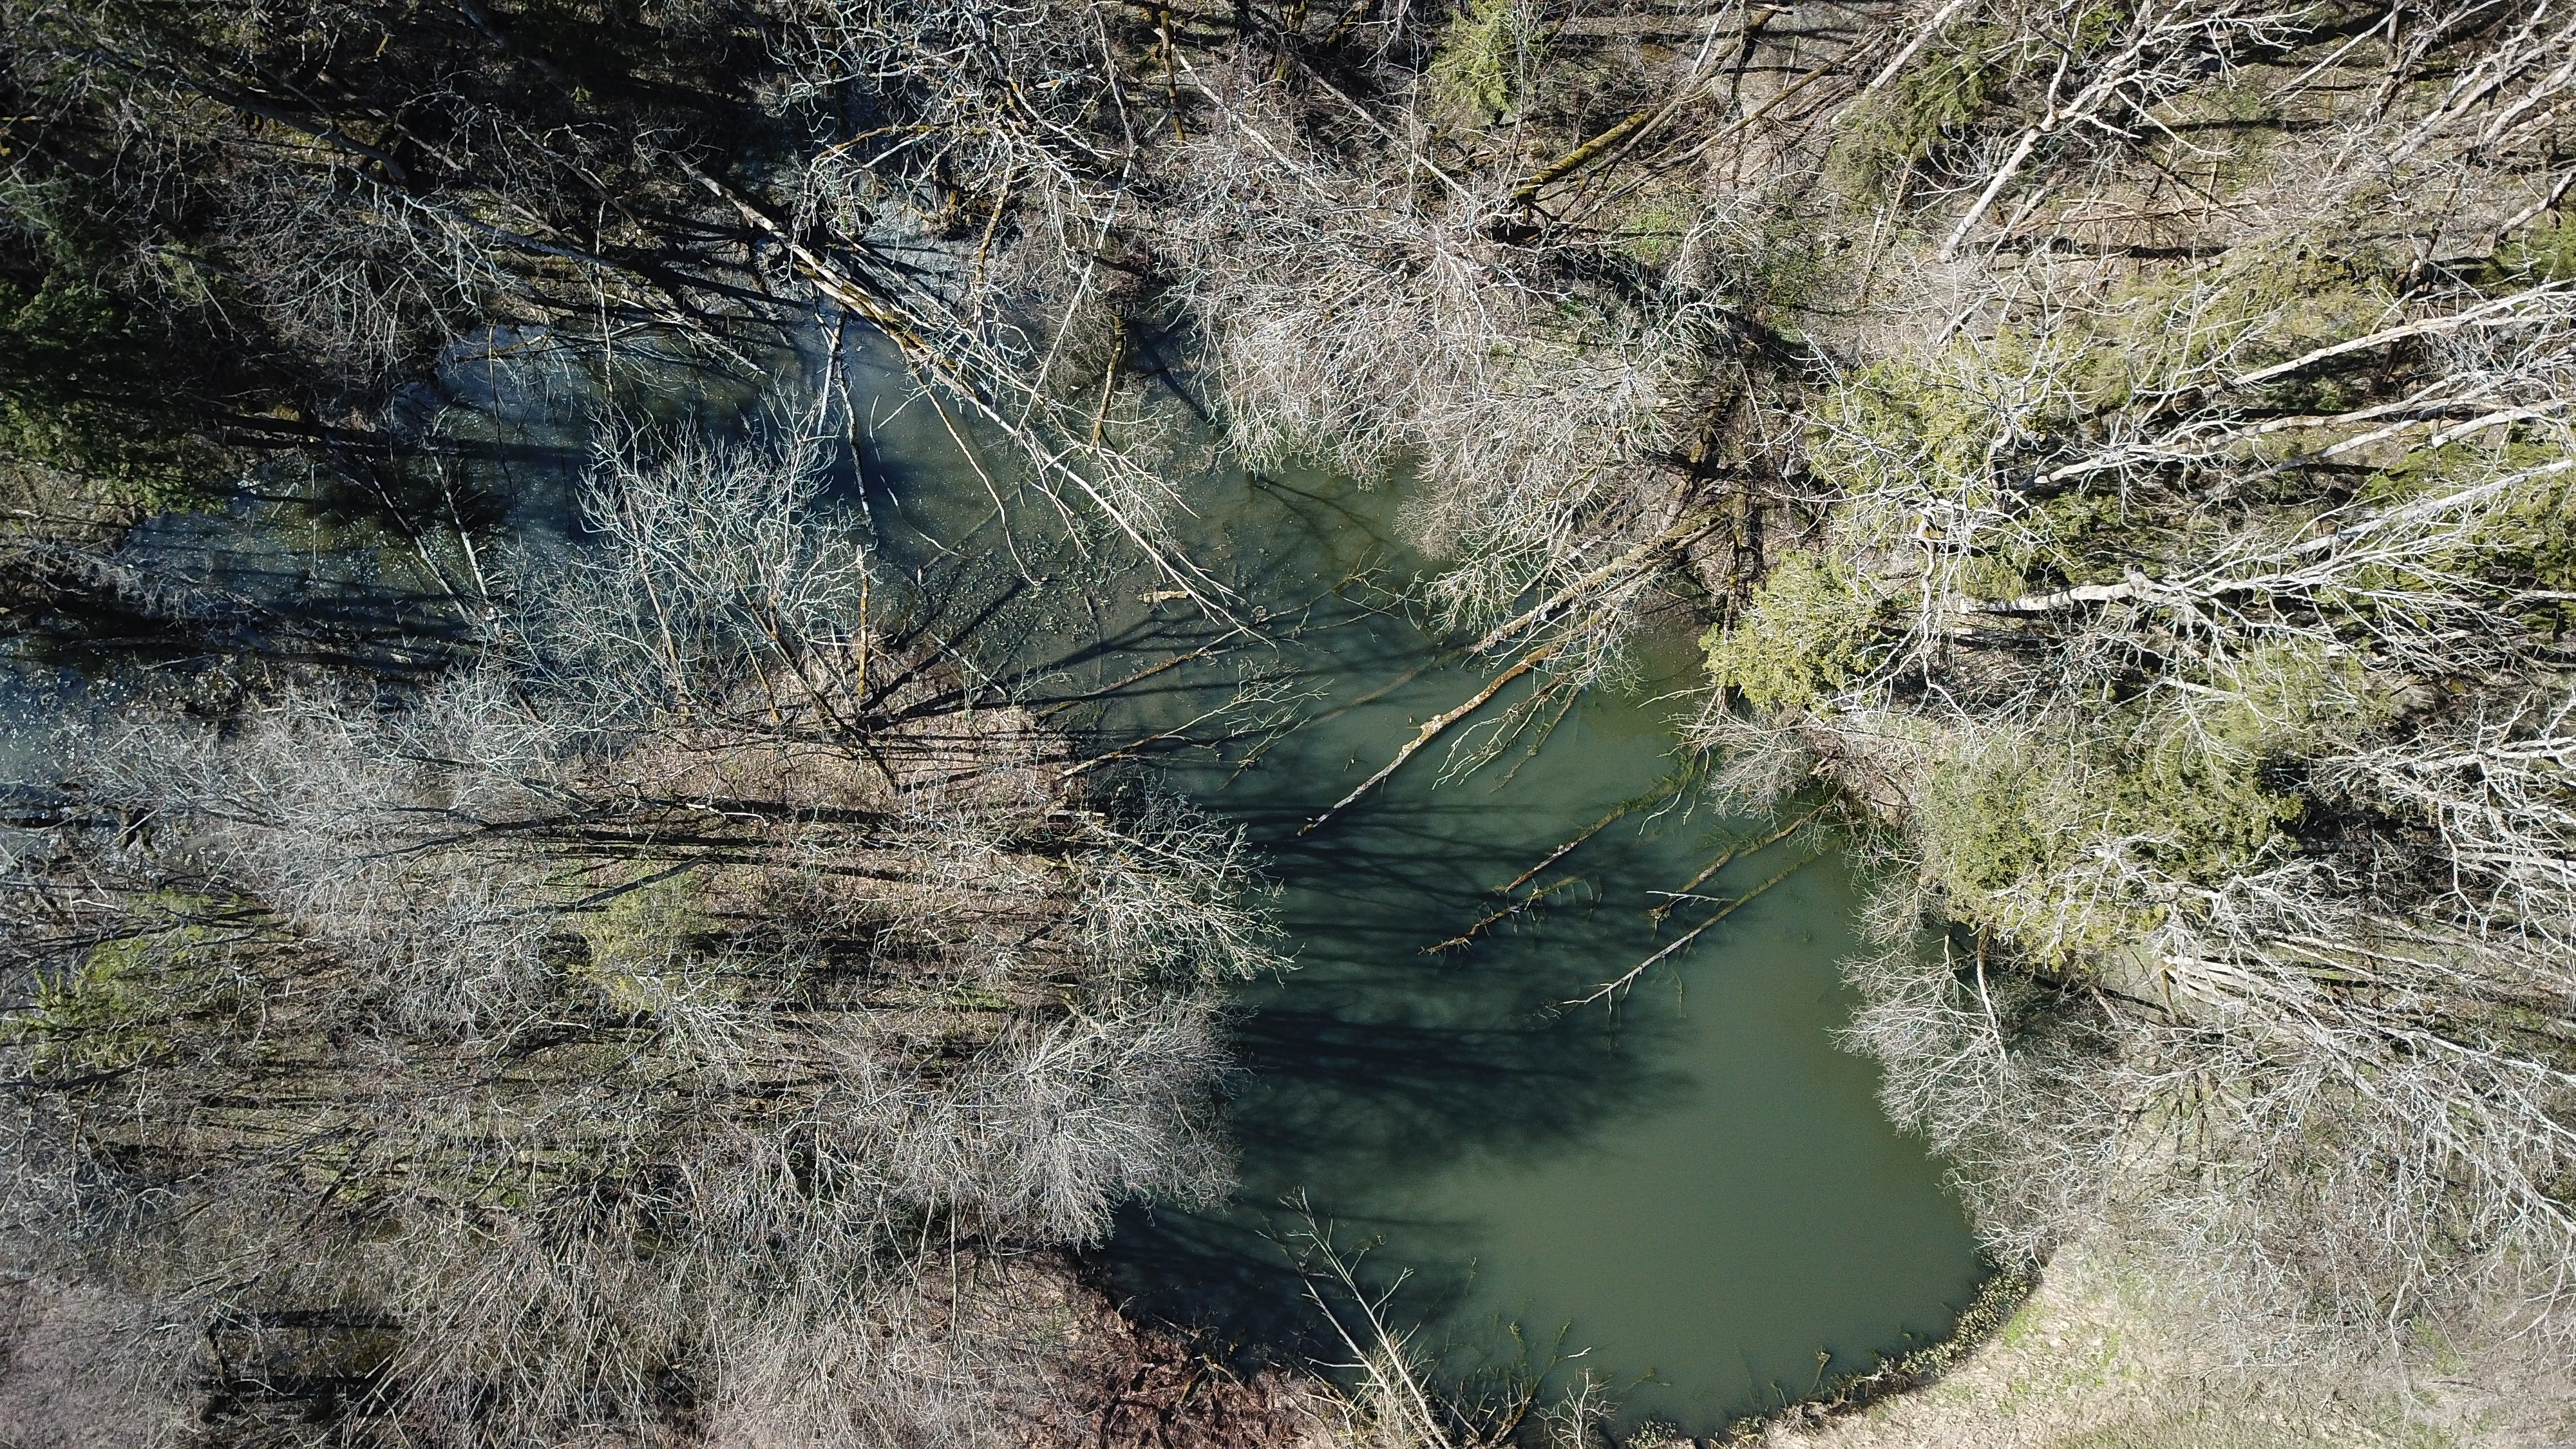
[829,342,1985,1430]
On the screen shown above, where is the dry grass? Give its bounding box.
[1753,1236,2570,1449]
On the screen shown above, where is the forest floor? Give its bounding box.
[1750,1240,2570,1449]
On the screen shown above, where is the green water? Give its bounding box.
[835,341,1987,1432]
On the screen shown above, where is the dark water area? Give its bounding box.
[2,323,1985,1435]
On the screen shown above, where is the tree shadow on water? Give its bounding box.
[1092,909,1699,1375]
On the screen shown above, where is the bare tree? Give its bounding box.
[0,428,1276,1443]
[1690,1,2576,1379]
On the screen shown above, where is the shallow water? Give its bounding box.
[833,339,1986,1432]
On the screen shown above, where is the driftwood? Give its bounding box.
[1420,792,1669,954]
[1500,797,1643,896]
[1468,497,1712,656]
[1567,849,1824,1009]
[1423,876,1581,956]
[1298,639,1563,835]
[1647,800,1827,925]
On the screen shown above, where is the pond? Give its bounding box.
[830,332,1987,1432]
[5,320,1985,1436]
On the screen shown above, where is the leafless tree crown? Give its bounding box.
[0,434,1274,1443]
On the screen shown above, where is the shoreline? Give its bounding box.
[1729,1237,2561,1449]
[1717,1259,2038,1446]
